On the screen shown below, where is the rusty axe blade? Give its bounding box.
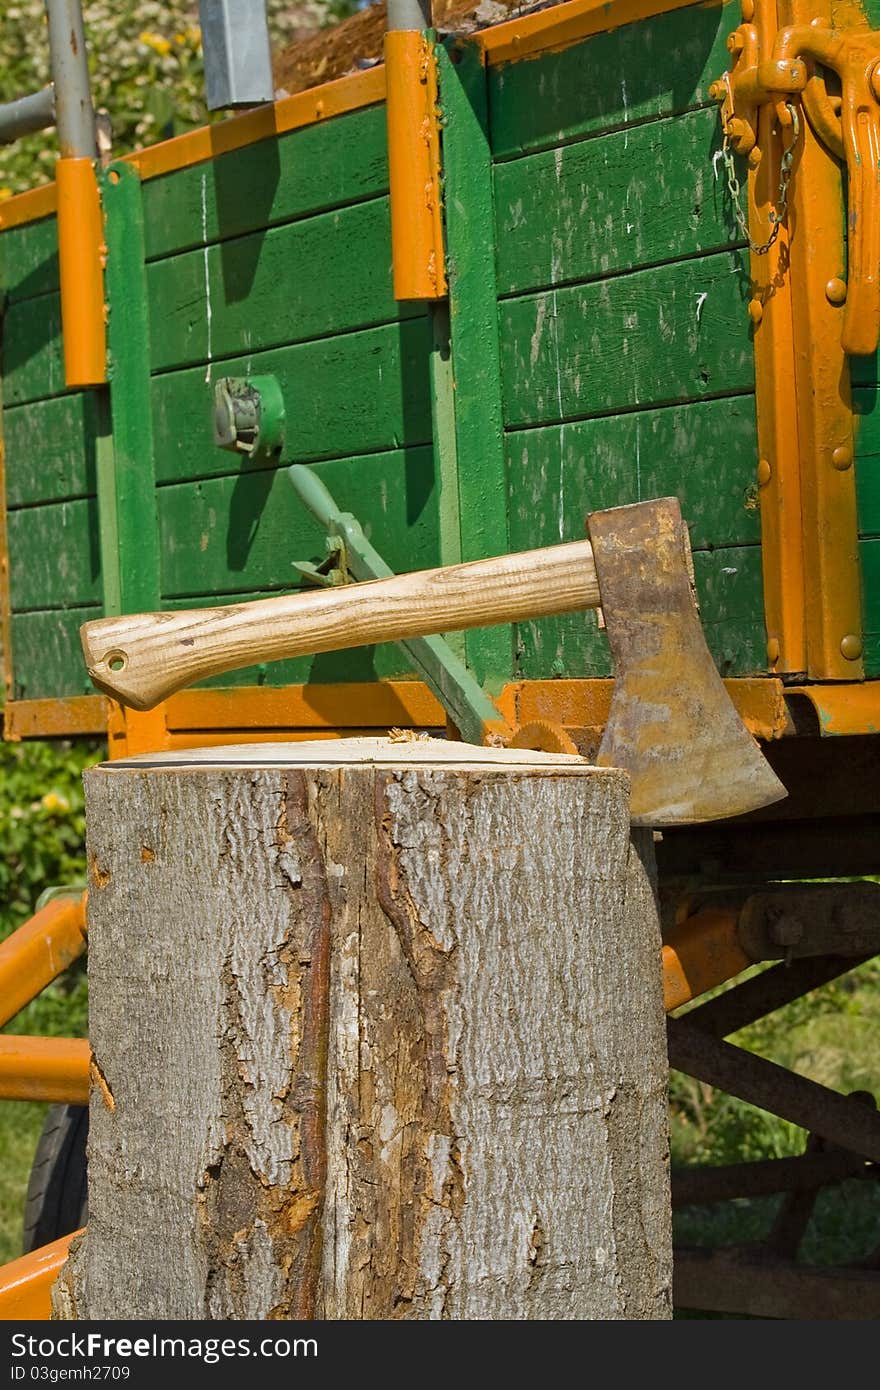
[79,496,786,826]
[588,498,786,826]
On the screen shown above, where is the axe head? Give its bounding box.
[588,498,787,828]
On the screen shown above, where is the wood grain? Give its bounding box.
[80,540,601,709]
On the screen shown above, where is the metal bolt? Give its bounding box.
[757,458,772,486]
[871,61,880,102]
[840,633,863,661]
[832,445,853,470]
[826,276,847,304]
[767,636,781,664]
[748,298,764,325]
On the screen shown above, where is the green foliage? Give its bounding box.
[0,737,102,1042]
[0,0,360,197]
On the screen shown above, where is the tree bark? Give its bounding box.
[54,739,671,1320]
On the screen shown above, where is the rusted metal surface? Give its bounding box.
[737,882,880,961]
[662,907,753,1012]
[672,1147,873,1207]
[668,1017,880,1163]
[679,954,874,1039]
[0,1232,81,1320]
[0,1036,90,1104]
[587,499,787,825]
[673,1247,880,1319]
[3,695,109,740]
[508,720,579,756]
[0,894,87,1028]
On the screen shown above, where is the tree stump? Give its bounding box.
[54,738,671,1320]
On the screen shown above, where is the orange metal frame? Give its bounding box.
[0,1232,81,1320]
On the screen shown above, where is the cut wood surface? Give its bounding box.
[80,540,600,710]
[54,738,671,1319]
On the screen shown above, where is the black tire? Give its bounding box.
[22,1103,88,1253]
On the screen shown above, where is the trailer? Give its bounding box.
[1,0,880,1318]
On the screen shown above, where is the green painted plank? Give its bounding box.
[152,317,432,484]
[101,163,161,615]
[158,447,439,599]
[0,215,59,301]
[494,106,738,297]
[506,396,760,553]
[9,604,100,701]
[500,250,753,428]
[148,196,416,374]
[1,290,64,406]
[162,589,425,689]
[438,40,511,688]
[862,538,880,676]
[514,543,766,680]
[3,393,98,507]
[489,1,736,158]
[142,105,389,261]
[7,497,101,610]
[853,386,880,537]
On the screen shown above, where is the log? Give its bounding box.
[54,738,671,1320]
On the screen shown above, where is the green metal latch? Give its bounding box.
[288,465,508,746]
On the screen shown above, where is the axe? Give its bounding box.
[79,497,786,827]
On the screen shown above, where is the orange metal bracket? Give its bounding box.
[0,1231,81,1320]
[0,894,86,1029]
[384,31,446,300]
[784,680,880,734]
[662,906,753,1012]
[56,157,107,388]
[0,1036,90,1104]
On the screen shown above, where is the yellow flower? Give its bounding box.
[138,31,172,56]
[0,188,11,201]
[41,791,70,814]
[174,32,186,45]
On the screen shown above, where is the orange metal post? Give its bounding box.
[0,895,86,1029]
[747,3,807,675]
[384,31,446,300]
[781,0,863,679]
[0,1231,81,1320]
[0,1037,90,1104]
[56,156,107,388]
[662,906,754,1012]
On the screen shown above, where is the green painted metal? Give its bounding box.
[488,1,737,158]
[142,105,388,261]
[101,161,161,617]
[147,196,418,374]
[437,38,510,689]
[288,465,500,743]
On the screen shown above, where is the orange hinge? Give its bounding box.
[56,157,107,388]
[384,31,447,301]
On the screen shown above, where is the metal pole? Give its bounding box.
[0,87,55,146]
[386,0,432,28]
[44,0,97,158]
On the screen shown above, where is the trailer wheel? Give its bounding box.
[22,1104,88,1253]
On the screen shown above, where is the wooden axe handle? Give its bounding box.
[80,540,600,710]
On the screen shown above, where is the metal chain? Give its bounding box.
[720,101,801,256]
